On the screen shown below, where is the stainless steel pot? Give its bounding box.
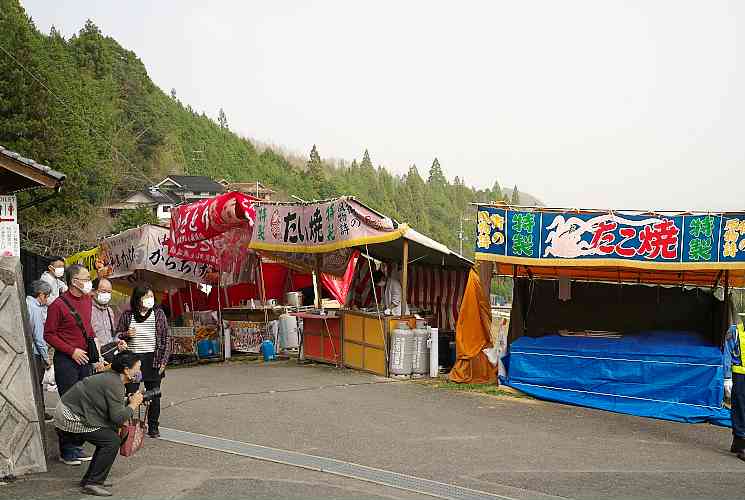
[285,291,303,307]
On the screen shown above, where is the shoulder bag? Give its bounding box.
[58,295,100,365]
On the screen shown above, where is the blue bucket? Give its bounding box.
[197,339,214,357]
[260,340,276,361]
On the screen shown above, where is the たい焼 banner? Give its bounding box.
[249,197,402,253]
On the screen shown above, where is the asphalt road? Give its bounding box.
[3,360,743,500]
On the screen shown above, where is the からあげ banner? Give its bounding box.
[249,197,402,253]
[474,206,745,270]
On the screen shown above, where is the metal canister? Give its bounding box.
[411,320,430,377]
[389,322,414,377]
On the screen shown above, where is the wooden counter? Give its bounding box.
[294,313,342,366]
[221,307,282,322]
[341,311,416,377]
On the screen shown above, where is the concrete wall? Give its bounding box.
[0,257,46,477]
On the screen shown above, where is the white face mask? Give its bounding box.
[79,280,93,295]
[97,292,112,305]
[142,297,155,309]
[53,267,64,278]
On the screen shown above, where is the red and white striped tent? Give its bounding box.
[346,226,471,331]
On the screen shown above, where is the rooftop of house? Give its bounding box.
[158,175,225,193]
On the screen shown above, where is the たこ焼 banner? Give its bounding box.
[474,206,745,269]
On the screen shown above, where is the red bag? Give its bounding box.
[118,406,148,457]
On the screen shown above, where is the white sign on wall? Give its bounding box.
[0,196,17,224]
[0,222,20,257]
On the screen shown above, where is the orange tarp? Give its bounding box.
[448,268,497,384]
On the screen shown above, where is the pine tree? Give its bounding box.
[218,108,228,129]
[427,157,446,186]
[491,180,503,201]
[307,144,333,198]
[360,149,373,170]
[511,186,520,205]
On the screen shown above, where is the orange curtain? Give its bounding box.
[448,268,497,384]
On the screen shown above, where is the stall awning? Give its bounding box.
[364,227,472,269]
[475,205,745,287]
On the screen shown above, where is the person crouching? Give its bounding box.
[53,350,144,497]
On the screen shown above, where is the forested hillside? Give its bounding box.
[0,0,528,258]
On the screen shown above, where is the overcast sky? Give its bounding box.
[21,1,745,211]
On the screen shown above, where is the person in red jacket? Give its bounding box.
[44,263,97,466]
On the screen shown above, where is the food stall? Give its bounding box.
[249,197,472,376]
[473,203,745,425]
[66,224,215,362]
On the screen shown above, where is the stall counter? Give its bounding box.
[341,311,416,377]
[295,312,342,366]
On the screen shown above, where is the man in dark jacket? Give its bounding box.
[44,264,97,465]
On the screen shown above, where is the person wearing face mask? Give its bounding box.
[44,264,97,465]
[40,256,68,304]
[26,279,53,420]
[54,350,144,497]
[91,278,116,347]
[115,283,170,438]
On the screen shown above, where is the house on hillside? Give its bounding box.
[107,175,225,222]
[218,179,275,201]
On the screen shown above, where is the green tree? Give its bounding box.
[112,207,159,234]
[511,186,520,205]
[491,180,503,201]
[218,108,228,129]
[427,157,447,187]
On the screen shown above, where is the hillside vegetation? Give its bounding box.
[1,0,529,259]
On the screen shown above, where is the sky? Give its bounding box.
[21,1,745,211]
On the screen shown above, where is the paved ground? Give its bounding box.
[3,359,744,499]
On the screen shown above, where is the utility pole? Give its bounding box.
[458,215,473,255]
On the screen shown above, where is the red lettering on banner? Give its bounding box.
[590,221,617,254]
[614,227,637,257]
[637,220,679,260]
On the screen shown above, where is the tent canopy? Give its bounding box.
[475,204,745,287]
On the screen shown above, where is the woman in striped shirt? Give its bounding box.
[116,283,170,438]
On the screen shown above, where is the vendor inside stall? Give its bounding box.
[380,264,406,316]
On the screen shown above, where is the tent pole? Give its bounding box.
[401,239,409,318]
[724,270,731,345]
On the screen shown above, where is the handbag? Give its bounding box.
[58,295,100,365]
[118,404,148,457]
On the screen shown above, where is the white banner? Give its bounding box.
[100,225,210,284]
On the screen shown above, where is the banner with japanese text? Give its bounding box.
[100,225,211,284]
[249,197,402,253]
[474,206,745,268]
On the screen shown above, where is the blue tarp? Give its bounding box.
[504,331,732,426]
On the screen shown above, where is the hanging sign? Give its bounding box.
[249,197,400,253]
[0,195,19,257]
[475,206,745,267]
[0,196,17,223]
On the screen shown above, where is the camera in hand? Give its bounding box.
[142,388,161,402]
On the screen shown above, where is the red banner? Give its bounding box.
[320,250,359,304]
[169,192,258,266]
